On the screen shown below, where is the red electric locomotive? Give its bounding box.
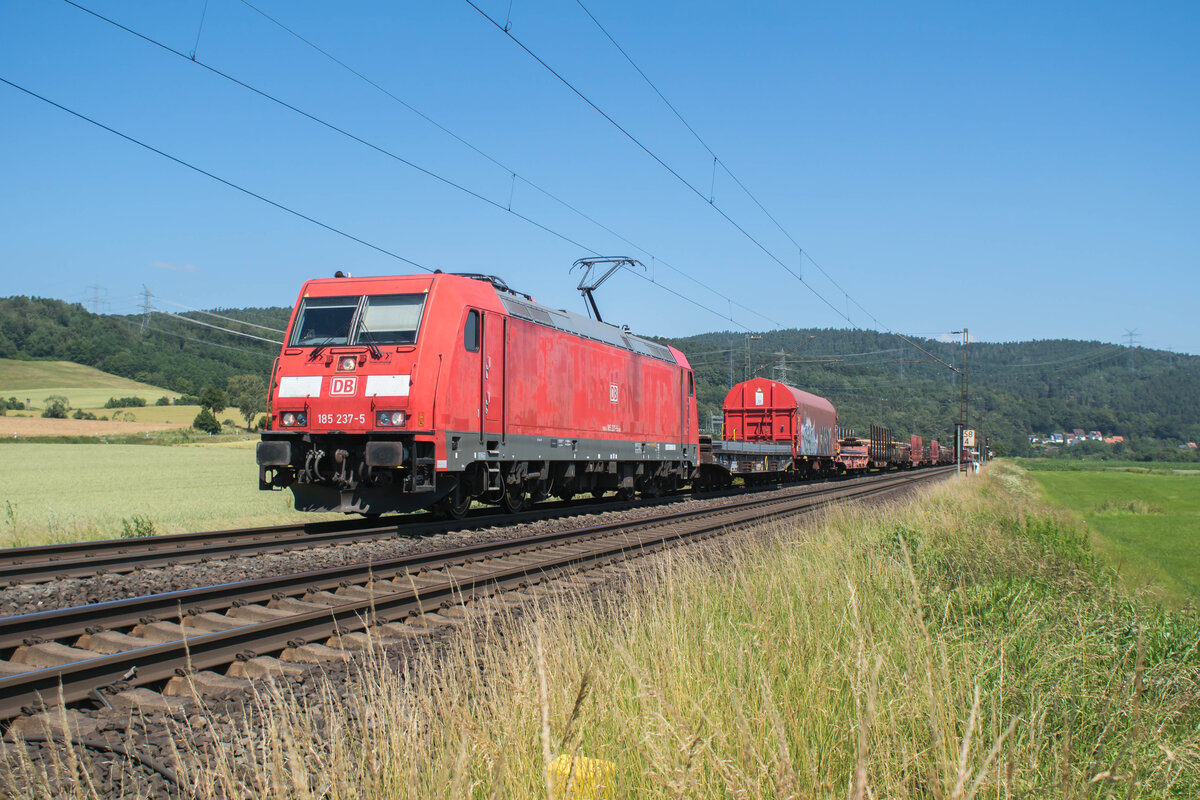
[257,272,699,516]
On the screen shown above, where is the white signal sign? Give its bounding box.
[962,429,976,447]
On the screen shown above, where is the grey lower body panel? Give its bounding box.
[262,429,696,513]
[439,430,694,470]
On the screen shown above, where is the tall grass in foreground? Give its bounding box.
[9,463,1200,798]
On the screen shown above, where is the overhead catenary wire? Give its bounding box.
[0,77,443,278]
[59,0,594,256]
[580,4,943,358]
[152,296,286,333]
[461,0,856,328]
[147,324,275,357]
[973,343,1124,370]
[494,1,979,372]
[571,0,888,331]
[234,0,783,329]
[52,0,781,334]
[5,70,754,343]
[154,309,283,344]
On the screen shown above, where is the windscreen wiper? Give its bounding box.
[307,337,336,361]
[355,321,384,360]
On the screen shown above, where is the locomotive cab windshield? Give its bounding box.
[290,293,427,348]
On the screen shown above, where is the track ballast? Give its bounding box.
[0,466,953,724]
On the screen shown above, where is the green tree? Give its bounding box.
[41,396,70,419]
[226,374,267,430]
[200,385,227,415]
[192,407,221,434]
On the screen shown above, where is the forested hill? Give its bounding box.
[0,296,282,395]
[655,329,1200,458]
[1,295,1196,457]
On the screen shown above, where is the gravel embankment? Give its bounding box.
[0,479,875,617]
[0,474,944,800]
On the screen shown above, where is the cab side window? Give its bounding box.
[464,310,480,353]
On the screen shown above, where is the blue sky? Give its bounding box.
[1,1,1197,353]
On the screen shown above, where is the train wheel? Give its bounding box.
[435,487,472,520]
[616,487,635,501]
[502,485,526,513]
[591,489,606,500]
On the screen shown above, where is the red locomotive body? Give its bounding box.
[909,435,923,468]
[258,273,698,515]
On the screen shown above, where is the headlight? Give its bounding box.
[377,410,406,427]
[282,412,296,426]
[280,412,307,427]
[339,356,356,371]
[297,412,307,426]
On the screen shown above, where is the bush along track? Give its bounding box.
[3,462,1198,798]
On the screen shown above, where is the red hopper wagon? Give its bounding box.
[704,377,837,484]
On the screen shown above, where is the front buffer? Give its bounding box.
[257,432,444,514]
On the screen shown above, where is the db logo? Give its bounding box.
[329,376,358,396]
[609,383,619,404]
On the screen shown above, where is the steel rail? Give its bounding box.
[0,467,952,720]
[0,471,940,652]
[0,470,901,585]
[0,489,712,585]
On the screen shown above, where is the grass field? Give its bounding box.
[1028,465,1200,607]
[0,358,179,410]
[0,417,188,438]
[0,442,342,546]
[1018,457,1200,474]
[0,358,215,435]
[13,462,1195,798]
[92,403,205,424]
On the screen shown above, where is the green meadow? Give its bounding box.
[0,357,205,427]
[0,442,342,547]
[1025,462,1200,607]
[0,358,179,410]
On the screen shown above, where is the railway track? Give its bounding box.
[0,470,906,586]
[0,466,953,725]
[0,491,724,587]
